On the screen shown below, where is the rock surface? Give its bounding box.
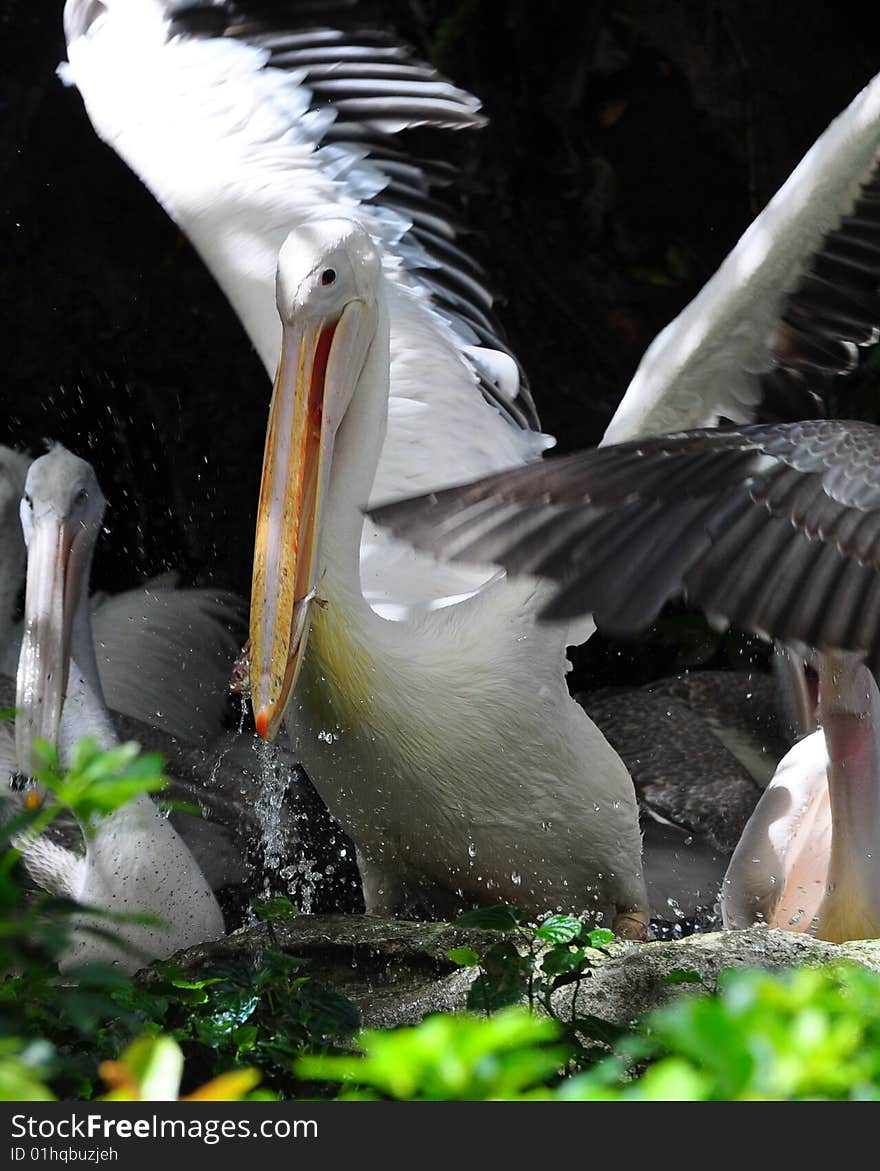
[554,927,880,1026]
[144,915,880,1033]
[141,914,498,1029]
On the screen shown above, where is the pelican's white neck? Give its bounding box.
[316,281,391,612]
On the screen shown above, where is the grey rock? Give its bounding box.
[553,926,880,1027]
[140,914,496,1028]
[142,914,880,1036]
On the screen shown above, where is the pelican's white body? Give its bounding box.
[721,730,832,933]
[723,663,880,942]
[281,279,644,918]
[54,668,225,973]
[5,446,225,973]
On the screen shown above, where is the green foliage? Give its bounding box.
[0,736,171,987]
[32,739,166,830]
[8,740,880,1104]
[584,964,880,1101]
[296,964,880,1102]
[0,1040,55,1101]
[251,895,298,924]
[448,906,624,1058]
[298,1008,568,1101]
[0,737,358,1101]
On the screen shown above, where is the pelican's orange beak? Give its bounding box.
[249,296,372,741]
[250,316,336,741]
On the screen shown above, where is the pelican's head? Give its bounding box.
[250,218,381,740]
[15,446,106,777]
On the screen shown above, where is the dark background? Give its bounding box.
[3,0,880,689]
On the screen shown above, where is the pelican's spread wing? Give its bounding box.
[63,0,554,610]
[604,70,880,444]
[369,419,880,668]
[92,585,244,743]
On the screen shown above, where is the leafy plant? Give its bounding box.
[0,736,358,1101]
[297,964,880,1101]
[447,905,627,1061]
[8,736,880,1104]
[571,963,880,1101]
[297,1007,569,1100]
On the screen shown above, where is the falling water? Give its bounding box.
[248,736,332,914]
[252,738,292,897]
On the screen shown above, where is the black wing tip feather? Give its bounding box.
[171,0,537,433]
[371,420,880,667]
[762,154,880,422]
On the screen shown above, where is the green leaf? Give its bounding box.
[541,946,587,978]
[447,947,480,967]
[466,940,529,1013]
[660,969,703,986]
[0,1057,55,1101]
[453,905,523,931]
[584,928,615,949]
[536,914,582,944]
[251,896,298,922]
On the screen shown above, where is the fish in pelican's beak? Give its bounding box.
[250,219,380,740]
[15,447,105,780]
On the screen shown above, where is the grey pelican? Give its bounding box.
[0,444,242,747]
[581,669,792,928]
[6,445,225,972]
[61,3,880,926]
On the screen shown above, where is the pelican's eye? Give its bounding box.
[75,489,88,506]
[321,268,337,287]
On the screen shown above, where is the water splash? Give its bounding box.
[252,738,292,898]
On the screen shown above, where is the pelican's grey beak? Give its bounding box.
[249,300,368,741]
[15,512,84,779]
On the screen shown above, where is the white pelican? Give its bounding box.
[247,218,646,924]
[369,420,880,940]
[61,1,648,928]
[0,445,242,746]
[721,658,880,940]
[6,445,225,972]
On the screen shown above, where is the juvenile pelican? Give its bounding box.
[11,446,225,972]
